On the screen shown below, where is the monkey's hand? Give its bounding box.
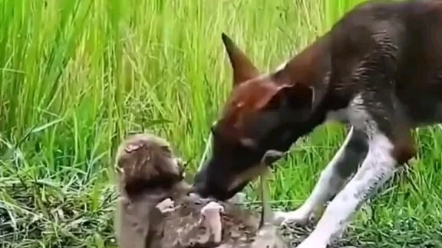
[155,198,176,213]
[199,201,224,243]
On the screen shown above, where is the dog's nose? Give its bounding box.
[191,181,210,198]
[193,165,207,184]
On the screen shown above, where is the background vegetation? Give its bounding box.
[1,0,441,247]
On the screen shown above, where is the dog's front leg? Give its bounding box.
[296,123,415,248]
[274,127,368,225]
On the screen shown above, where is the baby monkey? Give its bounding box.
[114,133,232,248]
[114,133,188,248]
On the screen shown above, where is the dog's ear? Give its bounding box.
[267,40,325,110]
[257,81,314,111]
[221,33,259,86]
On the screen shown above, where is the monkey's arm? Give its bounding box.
[115,197,150,248]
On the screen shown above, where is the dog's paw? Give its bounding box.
[273,209,311,226]
[296,237,327,248]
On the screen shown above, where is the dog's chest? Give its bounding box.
[324,94,371,129]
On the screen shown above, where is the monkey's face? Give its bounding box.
[116,133,186,194]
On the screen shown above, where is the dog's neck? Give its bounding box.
[282,33,345,134]
[273,32,356,151]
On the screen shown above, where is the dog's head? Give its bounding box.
[115,133,186,196]
[193,34,322,200]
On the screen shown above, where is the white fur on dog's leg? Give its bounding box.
[155,198,175,213]
[200,202,224,243]
[272,153,345,225]
[296,134,397,248]
[273,207,311,226]
[274,127,364,226]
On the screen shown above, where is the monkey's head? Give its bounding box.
[115,133,186,196]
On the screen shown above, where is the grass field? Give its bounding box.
[1,0,442,247]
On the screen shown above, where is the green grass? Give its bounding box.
[1,0,442,247]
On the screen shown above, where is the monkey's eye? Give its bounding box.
[182,160,189,168]
[210,121,218,136]
[160,145,171,153]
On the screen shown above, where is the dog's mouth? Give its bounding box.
[225,150,287,200]
[222,180,250,201]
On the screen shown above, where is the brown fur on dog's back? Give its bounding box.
[114,133,188,248]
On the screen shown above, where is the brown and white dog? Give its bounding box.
[193,1,442,247]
